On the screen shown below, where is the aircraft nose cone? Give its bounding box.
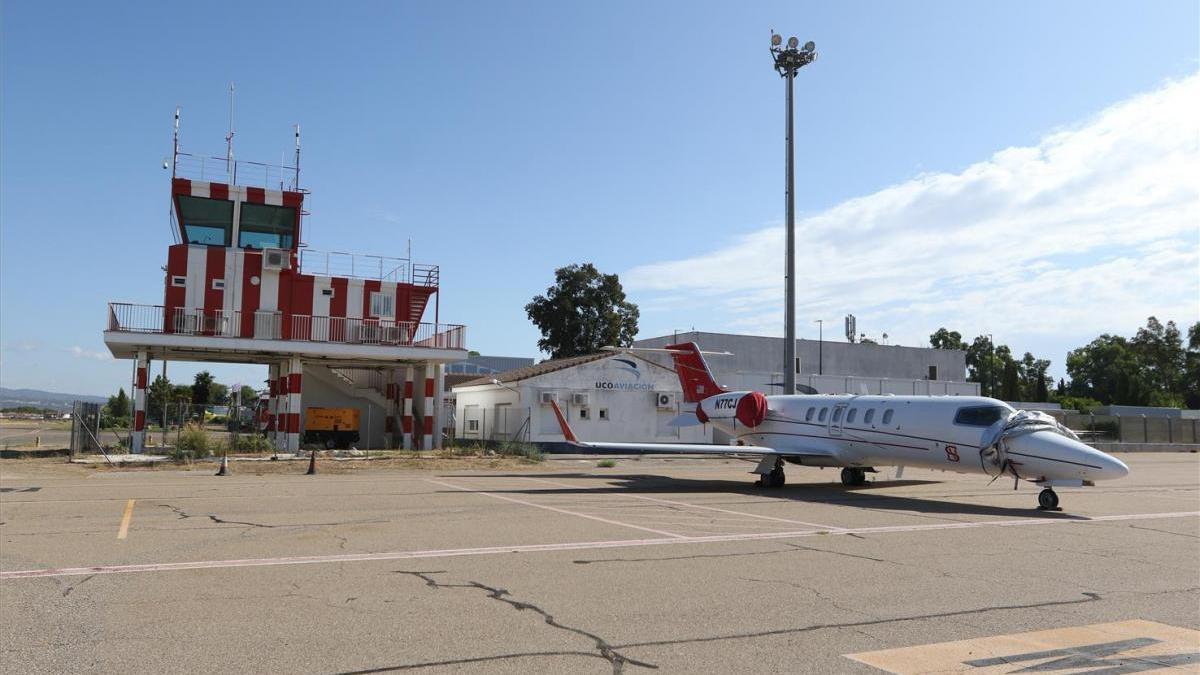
[1096,452,1130,481]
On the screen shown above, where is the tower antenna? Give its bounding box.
[225,82,235,181]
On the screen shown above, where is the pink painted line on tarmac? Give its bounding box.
[426,478,688,539]
[2,511,1195,581]
[521,476,846,531]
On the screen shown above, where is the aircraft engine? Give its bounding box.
[697,391,769,428]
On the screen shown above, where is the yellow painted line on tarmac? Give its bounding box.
[845,620,1200,673]
[117,499,136,539]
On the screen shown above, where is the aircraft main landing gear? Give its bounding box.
[841,467,869,487]
[757,459,786,489]
[1038,488,1060,511]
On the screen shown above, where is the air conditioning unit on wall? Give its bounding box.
[655,392,674,409]
[263,249,291,271]
[572,393,590,406]
[539,392,558,405]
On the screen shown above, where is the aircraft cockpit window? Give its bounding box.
[832,408,843,423]
[882,409,894,425]
[805,407,815,422]
[846,409,857,424]
[864,409,875,424]
[953,405,1009,427]
[818,407,828,422]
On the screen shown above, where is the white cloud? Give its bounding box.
[624,74,1200,352]
[68,346,113,361]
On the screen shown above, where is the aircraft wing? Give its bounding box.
[548,401,836,460]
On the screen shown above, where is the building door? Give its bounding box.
[493,403,512,440]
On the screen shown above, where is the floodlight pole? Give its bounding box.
[771,36,816,396]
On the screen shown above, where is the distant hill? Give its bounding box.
[0,387,107,412]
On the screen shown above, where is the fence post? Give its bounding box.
[1142,415,1148,444]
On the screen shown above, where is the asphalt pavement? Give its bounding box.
[2,453,1197,673]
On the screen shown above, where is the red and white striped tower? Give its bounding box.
[422,366,435,450]
[285,358,303,452]
[384,371,397,448]
[131,350,149,454]
[402,366,414,450]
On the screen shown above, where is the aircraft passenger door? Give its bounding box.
[829,403,847,437]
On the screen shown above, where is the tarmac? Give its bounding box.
[2,453,1197,673]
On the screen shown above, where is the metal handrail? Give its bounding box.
[174,152,299,191]
[105,303,465,350]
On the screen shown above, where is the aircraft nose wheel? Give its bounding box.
[1038,488,1060,511]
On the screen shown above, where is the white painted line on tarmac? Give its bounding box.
[425,478,688,539]
[521,476,847,531]
[2,511,1195,580]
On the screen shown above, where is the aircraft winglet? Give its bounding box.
[548,400,579,444]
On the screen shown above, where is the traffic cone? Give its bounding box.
[215,452,230,476]
[305,448,317,475]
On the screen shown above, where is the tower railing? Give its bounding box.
[173,152,300,191]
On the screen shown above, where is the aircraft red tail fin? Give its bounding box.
[665,342,727,403]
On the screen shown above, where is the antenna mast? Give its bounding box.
[294,123,301,189]
[172,106,180,178]
[225,82,235,182]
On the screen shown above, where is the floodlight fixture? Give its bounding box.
[771,32,782,47]
[803,40,815,52]
[787,36,799,49]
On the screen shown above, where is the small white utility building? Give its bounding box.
[452,352,710,445]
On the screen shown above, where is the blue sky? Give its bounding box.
[2,1,1197,396]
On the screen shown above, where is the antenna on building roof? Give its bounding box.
[225,82,235,181]
[294,123,301,189]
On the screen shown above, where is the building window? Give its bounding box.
[846,408,857,424]
[927,365,939,381]
[579,408,589,420]
[795,357,801,374]
[171,276,186,287]
[211,278,225,290]
[818,407,828,422]
[864,409,875,424]
[321,288,333,297]
[238,202,296,250]
[882,409,894,425]
[467,419,479,432]
[598,408,608,420]
[369,292,394,318]
[178,196,234,246]
[805,407,814,422]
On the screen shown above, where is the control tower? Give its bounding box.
[104,109,466,453]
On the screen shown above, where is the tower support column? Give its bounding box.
[131,350,149,454]
[431,363,445,449]
[286,358,303,452]
[402,366,414,450]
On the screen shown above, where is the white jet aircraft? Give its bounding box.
[549,342,1129,511]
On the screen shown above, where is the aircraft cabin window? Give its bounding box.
[818,407,828,422]
[953,405,1009,427]
[805,407,814,422]
[846,409,857,424]
[864,409,875,424]
[882,409,894,425]
[832,408,843,423]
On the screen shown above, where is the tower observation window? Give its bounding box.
[178,196,233,246]
[239,203,296,250]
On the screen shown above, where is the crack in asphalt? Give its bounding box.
[390,570,656,673]
[1127,524,1200,539]
[156,503,384,530]
[611,592,1102,649]
[60,574,95,597]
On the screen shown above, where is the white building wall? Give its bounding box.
[454,354,711,445]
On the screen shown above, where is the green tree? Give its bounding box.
[1130,316,1185,405]
[525,263,639,359]
[105,388,130,418]
[192,371,215,406]
[208,382,230,406]
[146,375,173,423]
[1185,321,1200,409]
[929,328,967,351]
[1000,358,1020,401]
[1066,335,1152,405]
[238,385,258,407]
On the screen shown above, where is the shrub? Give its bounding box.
[596,459,617,468]
[496,441,543,462]
[231,433,273,454]
[173,423,213,459]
